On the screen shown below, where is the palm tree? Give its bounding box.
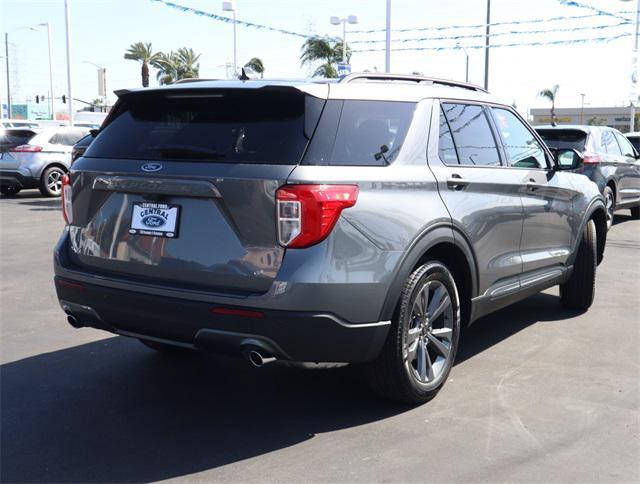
[152,51,180,85]
[152,48,201,85]
[300,36,350,78]
[176,47,201,80]
[538,84,559,126]
[124,42,159,87]
[244,57,265,78]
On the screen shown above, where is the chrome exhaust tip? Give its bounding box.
[247,349,276,367]
[66,314,82,328]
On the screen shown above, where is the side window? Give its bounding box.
[438,107,459,165]
[601,130,622,156]
[491,108,547,169]
[50,131,86,146]
[614,132,636,158]
[441,103,500,166]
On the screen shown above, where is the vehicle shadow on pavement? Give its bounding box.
[456,292,576,365]
[1,292,574,482]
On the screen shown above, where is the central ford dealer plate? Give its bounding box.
[129,202,180,238]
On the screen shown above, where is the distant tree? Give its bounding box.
[300,36,351,78]
[124,42,159,87]
[152,48,201,85]
[538,84,559,126]
[411,71,423,76]
[244,57,265,78]
[587,116,606,126]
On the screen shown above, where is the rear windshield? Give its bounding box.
[536,129,587,151]
[628,135,640,152]
[303,100,415,166]
[85,89,324,164]
[0,130,36,151]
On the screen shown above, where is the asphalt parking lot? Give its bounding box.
[1,190,639,483]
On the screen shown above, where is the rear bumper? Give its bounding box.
[54,276,390,363]
[0,169,37,189]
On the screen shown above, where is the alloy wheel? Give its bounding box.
[605,191,614,227]
[404,280,454,388]
[47,170,63,195]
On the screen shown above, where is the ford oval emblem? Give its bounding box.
[141,215,166,228]
[141,163,163,172]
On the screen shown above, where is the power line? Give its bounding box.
[352,32,630,52]
[349,20,630,44]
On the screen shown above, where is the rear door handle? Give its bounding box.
[447,175,470,190]
[526,178,542,191]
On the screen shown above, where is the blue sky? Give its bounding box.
[0,0,634,118]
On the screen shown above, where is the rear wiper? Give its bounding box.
[156,146,226,160]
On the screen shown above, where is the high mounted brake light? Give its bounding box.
[275,184,359,248]
[61,175,73,224]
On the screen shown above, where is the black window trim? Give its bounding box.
[487,105,552,171]
[435,98,506,168]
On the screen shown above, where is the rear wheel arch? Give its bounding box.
[41,162,68,177]
[380,225,477,328]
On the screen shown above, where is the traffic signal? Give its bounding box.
[35,95,40,104]
[62,95,66,104]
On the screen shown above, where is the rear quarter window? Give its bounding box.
[303,100,415,166]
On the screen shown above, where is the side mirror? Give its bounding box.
[552,148,583,170]
[89,128,100,137]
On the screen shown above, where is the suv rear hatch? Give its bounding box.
[536,128,588,152]
[67,85,326,295]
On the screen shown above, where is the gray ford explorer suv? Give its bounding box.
[54,74,607,404]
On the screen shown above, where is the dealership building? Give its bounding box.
[529,106,634,133]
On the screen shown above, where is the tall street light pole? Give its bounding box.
[385,0,391,73]
[5,33,11,119]
[41,23,54,120]
[28,23,55,120]
[456,43,469,83]
[580,93,586,124]
[621,0,639,131]
[330,15,359,64]
[64,0,74,125]
[222,1,237,78]
[484,0,491,91]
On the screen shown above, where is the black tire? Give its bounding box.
[39,166,65,197]
[366,261,461,404]
[560,219,596,311]
[0,186,21,196]
[631,206,640,219]
[138,338,195,355]
[603,186,615,230]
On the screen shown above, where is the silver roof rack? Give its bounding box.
[339,73,487,93]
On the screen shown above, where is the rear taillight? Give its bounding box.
[275,184,359,248]
[583,152,602,164]
[61,175,73,224]
[9,144,42,152]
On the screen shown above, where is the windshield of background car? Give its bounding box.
[84,89,324,164]
[536,129,587,152]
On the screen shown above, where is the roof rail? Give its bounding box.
[172,78,221,84]
[339,73,487,93]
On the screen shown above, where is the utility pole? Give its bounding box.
[385,0,391,73]
[44,23,54,120]
[484,0,491,91]
[631,0,639,131]
[5,33,11,119]
[64,0,74,125]
[580,93,586,124]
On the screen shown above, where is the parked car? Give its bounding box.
[536,125,640,227]
[71,133,94,163]
[625,131,640,152]
[54,74,606,404]
[0,127,40,153]
[0,126,89,196]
